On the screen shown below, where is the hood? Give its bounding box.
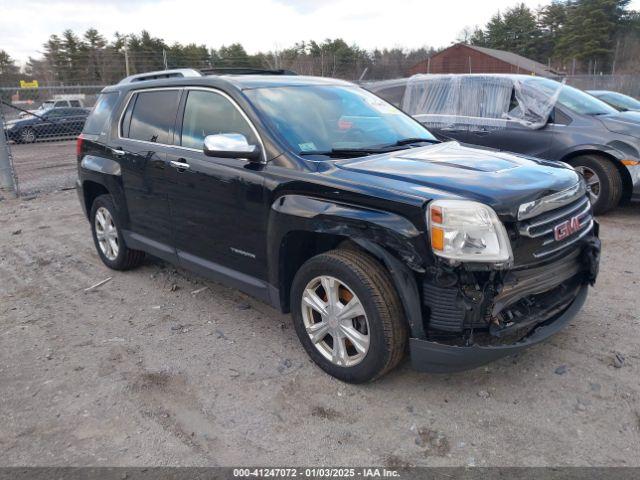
[336,142,580,219]
[597,111,640,138]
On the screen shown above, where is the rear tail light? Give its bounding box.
[76,135,84,158]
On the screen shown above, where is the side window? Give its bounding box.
[69,100,81,107]
[180,90,256,150]
[551,108,572,126]
[125,90,180,144]
[84,92,119,135]
[54,101,68,108]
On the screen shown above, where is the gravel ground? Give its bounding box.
[0,190,639,467]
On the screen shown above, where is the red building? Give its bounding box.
[410,43,559,78]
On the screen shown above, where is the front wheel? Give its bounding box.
[570,155,622,214]
[290,249,407,383]
[19,128,37,144]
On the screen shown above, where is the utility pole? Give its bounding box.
[163,49,168,70]
[124,48,130,76]
[123,34,131,76]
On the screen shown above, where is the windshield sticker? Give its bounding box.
[298,142,317,152]
[365,97,401,115]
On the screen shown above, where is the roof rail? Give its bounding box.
[200,67,297,76]
[118,68,203,85]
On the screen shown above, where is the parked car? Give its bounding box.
[368,74,640,214]
[76,69,600,382]
[587,90,640,112]
[19,98,86,118]
[5,107,90,143]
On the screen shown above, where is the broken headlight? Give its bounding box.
[428,199,512,264]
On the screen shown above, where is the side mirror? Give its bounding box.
[203,133,262,162]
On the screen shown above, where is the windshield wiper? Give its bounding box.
[392,137,440,146]
[299,147,395,158]
[298,140,439,158]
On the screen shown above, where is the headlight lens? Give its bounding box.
[428,199,512,264]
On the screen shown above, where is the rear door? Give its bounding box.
[116,88,181,251]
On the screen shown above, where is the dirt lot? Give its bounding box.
[0,190,639,467]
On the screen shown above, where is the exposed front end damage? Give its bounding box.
[409,224,600,373]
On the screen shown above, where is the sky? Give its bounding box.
[2,0,640,65]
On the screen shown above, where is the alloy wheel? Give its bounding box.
[20,129,36,143]
[301,275,370,367]
[95,207,119,260]
[575,166,600,204]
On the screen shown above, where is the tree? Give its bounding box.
[555,0,633,72]
[0,50,20,86]
[538,2,568,66]
[468,0,638,73]
[471,4,541,60]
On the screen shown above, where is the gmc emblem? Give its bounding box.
[554,216,582,241]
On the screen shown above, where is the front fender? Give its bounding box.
[268,194,429,336]
[560,143,637,163]
[269,194,426,270]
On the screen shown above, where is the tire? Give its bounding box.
[90,194,145,270]
[19,128,36,144]
[569,154,622,215]
[290,249,407,383]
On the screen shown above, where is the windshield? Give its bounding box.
[525,78,617,116]
[598,92,640,111]
[41,101,54,109]
[245,85,436,156]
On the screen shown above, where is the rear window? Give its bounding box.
[123,90,180,144]
[83,92,120,135]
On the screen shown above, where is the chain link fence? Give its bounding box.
[1,86,103,197]
[1,71,639,199]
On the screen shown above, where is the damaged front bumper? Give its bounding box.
[409,233,600,373]
[410,283,587,373]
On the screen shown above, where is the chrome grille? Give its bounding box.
[518,195,593,259]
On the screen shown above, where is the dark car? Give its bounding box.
[367,75,640,214]
[588,90,640,112]
[76,69,600,383]
[4,107,89,143]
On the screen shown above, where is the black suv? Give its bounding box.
[76,69,600,383]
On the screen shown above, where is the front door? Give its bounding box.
[165,88,269,292]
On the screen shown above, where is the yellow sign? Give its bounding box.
[19,80,39,89]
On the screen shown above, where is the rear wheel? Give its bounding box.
[569,155,622,214]
[90,194,145,270]
[290,249,407,383]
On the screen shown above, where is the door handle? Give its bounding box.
[170,160,190,171]
[112,148,126,157]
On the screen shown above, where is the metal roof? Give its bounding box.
[464,44,558,77]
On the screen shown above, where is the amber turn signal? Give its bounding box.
[621,159,640,166]
[431,206,443,224]
[431,227,444,251]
